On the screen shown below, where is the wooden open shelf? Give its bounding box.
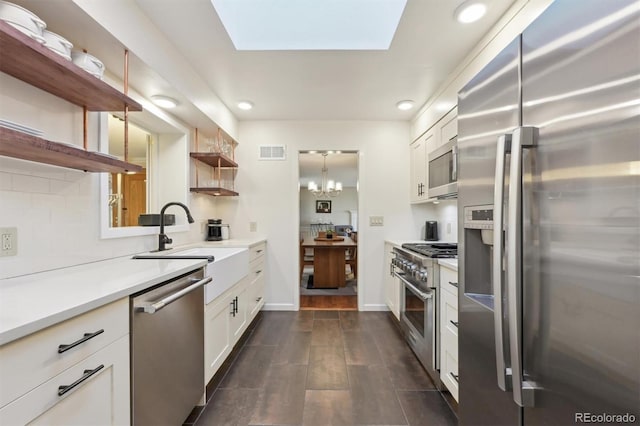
[0,21,142,112]
[0,127,143,173]
[190,187,239,197]
[190,152,238,168]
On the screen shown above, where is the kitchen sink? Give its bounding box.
[135,247,250,304]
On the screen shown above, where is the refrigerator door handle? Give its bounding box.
[493,133,512,391]
[507,126,539,407]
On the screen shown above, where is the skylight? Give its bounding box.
[211,0,407,50]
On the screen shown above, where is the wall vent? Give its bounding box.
[259,145,286,160]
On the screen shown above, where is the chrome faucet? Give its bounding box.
[157,202,195,251]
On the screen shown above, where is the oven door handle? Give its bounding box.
[394,272,432,301]
[136,276,212,314]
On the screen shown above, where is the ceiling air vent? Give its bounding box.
[259,145,286,160]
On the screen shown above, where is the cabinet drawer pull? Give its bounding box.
[58,329,104,353]
[256,297,262,302]
[450,320,459,328]
[256,249,263,254]
[230,300,236,317]
[255,270,262,275]
[448,281,458,287]
[450,372,459,383]
[58,364,104,396]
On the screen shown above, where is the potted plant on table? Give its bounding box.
[326,229,334,239]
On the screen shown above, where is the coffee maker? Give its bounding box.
[207,219,223,241]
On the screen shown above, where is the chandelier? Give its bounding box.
[307,154,342,197]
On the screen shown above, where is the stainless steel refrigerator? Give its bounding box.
[457,1,640,424]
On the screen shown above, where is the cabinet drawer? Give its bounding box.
[247,276,265,320]
[440,266,458,297]
[249,243,266,263]
[0,298,128,408]
[441,345,459,401]
[442,290,458,338]
[249,256,265,284]
[0,335,130,425]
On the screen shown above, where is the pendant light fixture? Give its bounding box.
[307,153,343,197]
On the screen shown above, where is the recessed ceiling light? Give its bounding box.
[211,0,407,50]
[455,1,487,24]
[238,101,253,110]
[396,100,415,111]
[151,95,178,108]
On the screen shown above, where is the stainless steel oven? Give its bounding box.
[428,137,458,198]
[392,247,442,389]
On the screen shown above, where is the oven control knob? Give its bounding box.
[407,263,417,272]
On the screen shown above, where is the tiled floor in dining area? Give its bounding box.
[193,310,457,426]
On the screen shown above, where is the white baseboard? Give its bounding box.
[262,303,297,311]
[360,304,390,311]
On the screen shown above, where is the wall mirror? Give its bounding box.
[99,107,190,239]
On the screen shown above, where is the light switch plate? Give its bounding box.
[249,222,257,232]
[369,216,384,226]
[0,227,17,256]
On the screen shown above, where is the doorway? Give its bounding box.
[298,151,359,310]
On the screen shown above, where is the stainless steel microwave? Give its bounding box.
[428,137,457,198]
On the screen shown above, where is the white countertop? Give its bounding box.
[0,238,265,346]
[438,258,458,271]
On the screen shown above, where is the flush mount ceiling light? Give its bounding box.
[396,100,415,111]
[211,0,407,50]
[151,95,178,109]
[455,1,487,24]
[237,101,253,110]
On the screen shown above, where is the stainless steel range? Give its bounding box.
[392,243,458,389]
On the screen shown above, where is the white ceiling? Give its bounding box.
[11,0,517,125]
[135,0,516,121]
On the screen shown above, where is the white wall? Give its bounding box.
[216,120,432,311]
[300,187,358,228]
[0,74,218,279]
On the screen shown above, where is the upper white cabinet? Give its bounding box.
[410,107,457,203]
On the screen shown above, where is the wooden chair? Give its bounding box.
[345,246,357,279]
[300,238,314,280]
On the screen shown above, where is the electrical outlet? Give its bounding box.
[249,222,257,232]
[0,227,17,256]
[369,216,384,227]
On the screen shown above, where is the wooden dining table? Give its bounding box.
[301,236,357,288]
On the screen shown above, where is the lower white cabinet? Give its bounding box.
[439,265,459,401]
[384,242,400,320]
[204,242,266,383]
[0,334,130,425]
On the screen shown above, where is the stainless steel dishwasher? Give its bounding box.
[130,268,211,426]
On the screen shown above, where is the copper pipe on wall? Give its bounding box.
[123,49,129,163]
[83,106,88,150]
[195,128,199,187]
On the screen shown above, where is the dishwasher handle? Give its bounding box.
[137,276,212,314]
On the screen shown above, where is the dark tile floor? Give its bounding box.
[194,310,457,426]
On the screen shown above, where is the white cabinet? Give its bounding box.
[410,108,457,203]
[204,291,233,382]
[427,107,458,154]
[439,265,459,402]
[384,242,400,320]
[410,132,431,203]
[0,299,130,425]
[204,242,266,383]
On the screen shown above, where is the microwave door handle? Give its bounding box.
[493,133,512,391]
[507,126,539,407]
